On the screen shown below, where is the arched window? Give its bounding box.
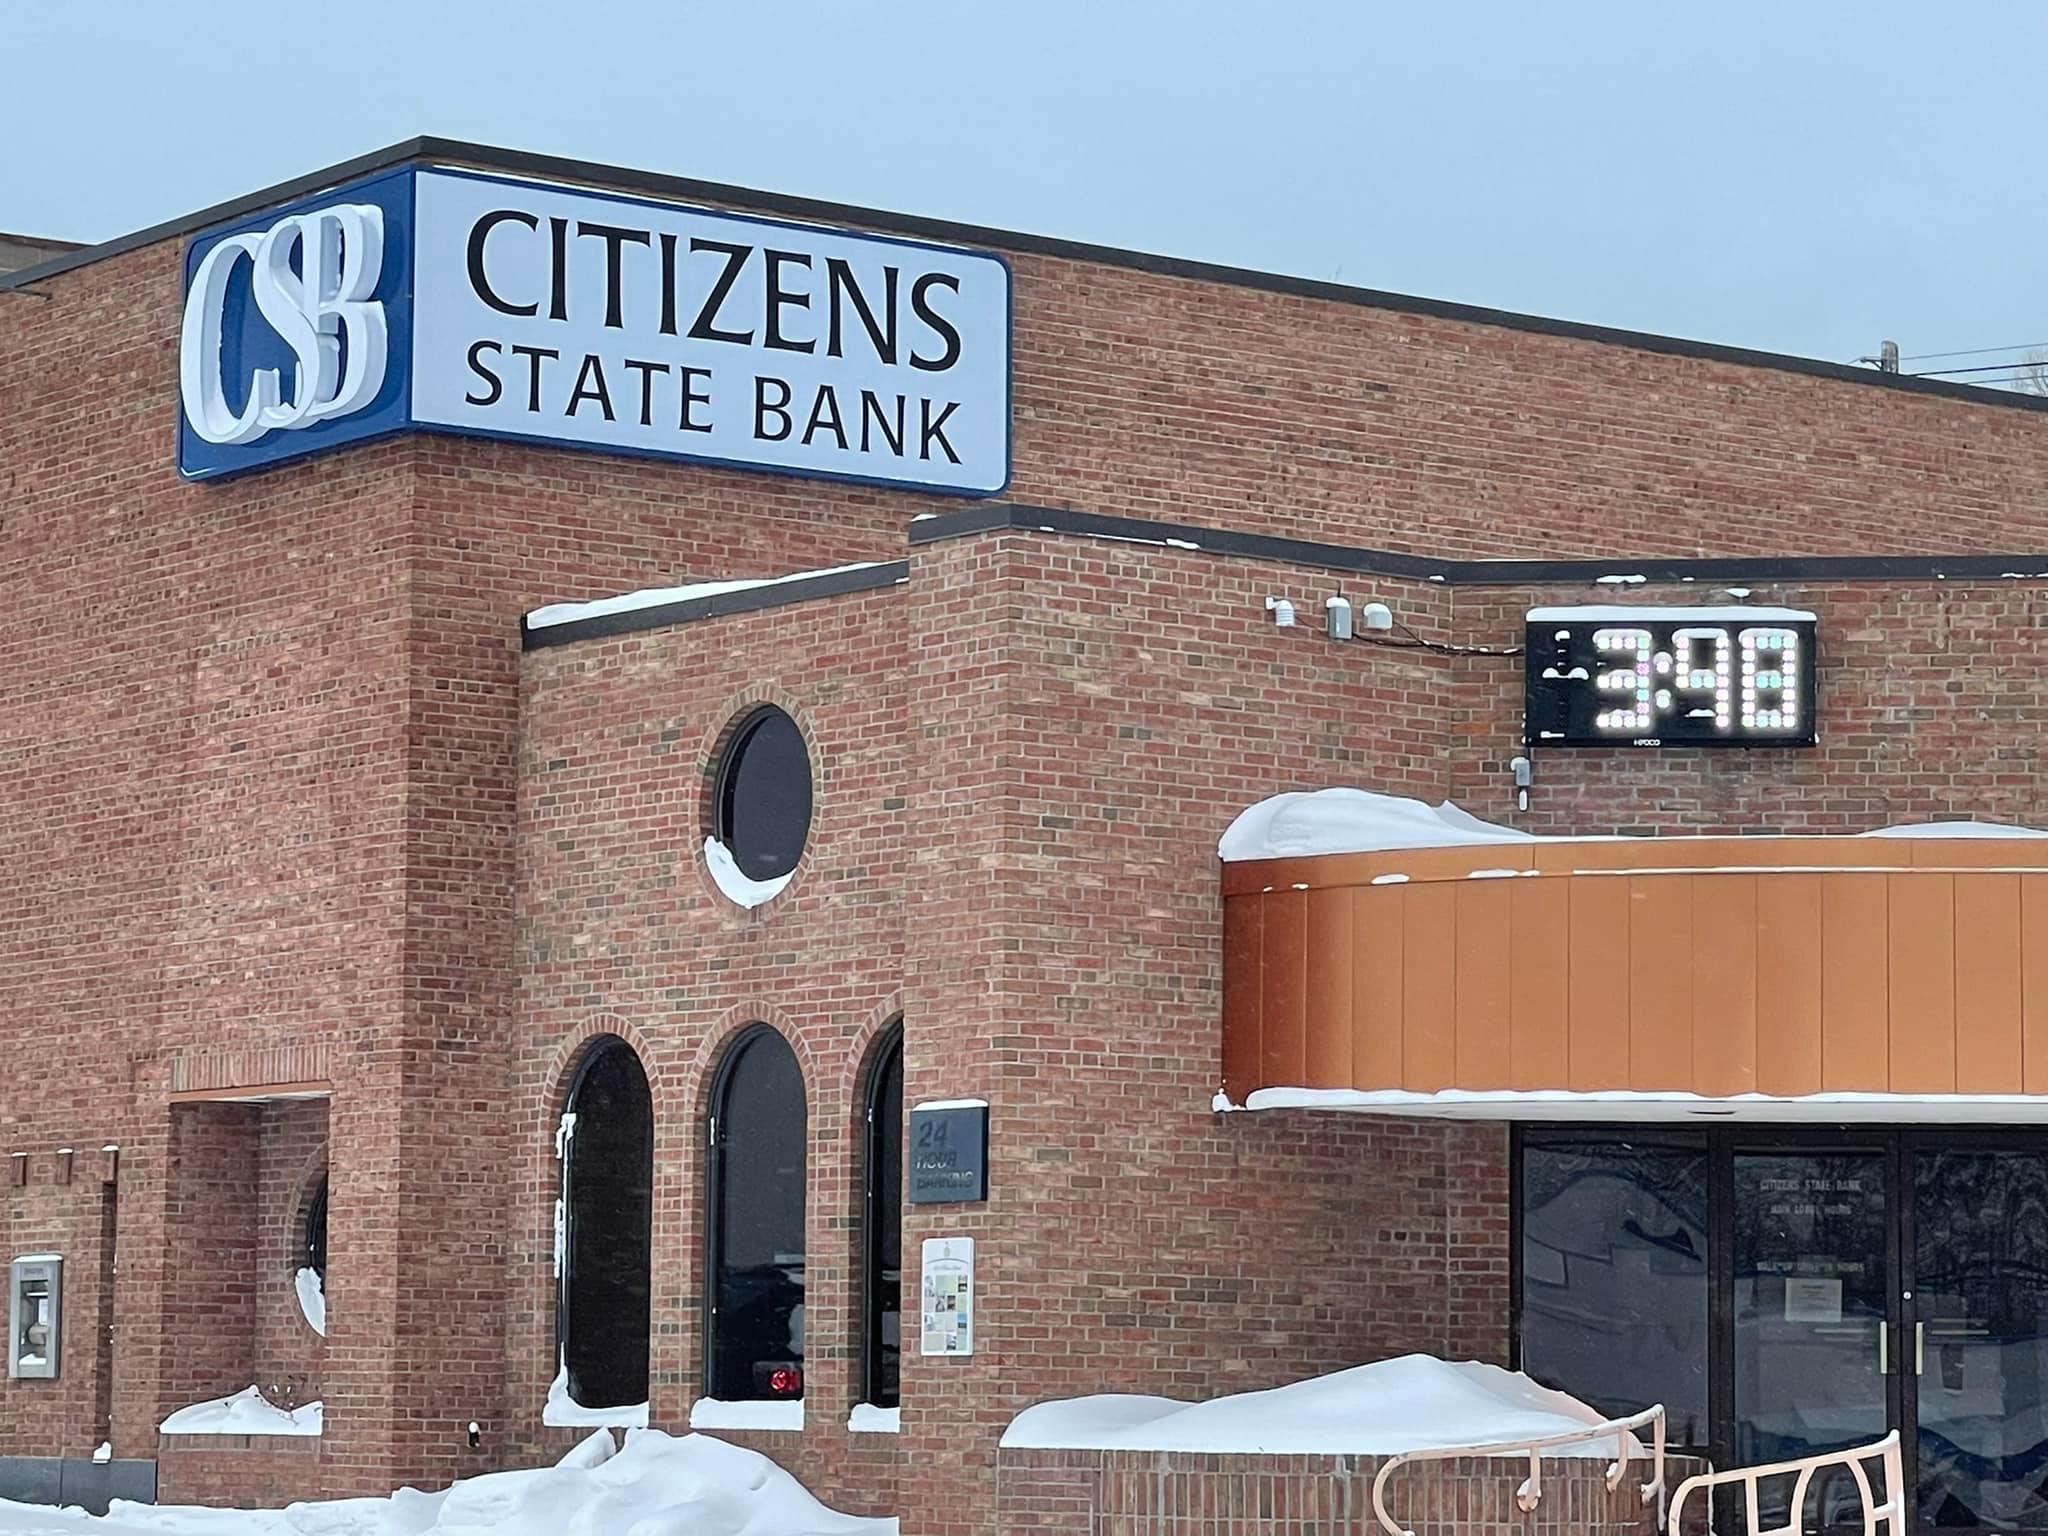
[862,1023,904,1409]
[558,1036,654,1410]
[706,1026,807,1401]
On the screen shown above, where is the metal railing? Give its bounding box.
[1369,1403,1669,1536]
[1667,1431,1902,1536]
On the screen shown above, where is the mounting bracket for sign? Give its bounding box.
[1523,605,1818,749]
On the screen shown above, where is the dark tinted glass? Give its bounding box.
[1519,1138,1710,1445]
[1913,1149,2048,1533]
[560,1037,654,1410]
[715,708,812,882]
[304,1176,328,1281]
[864,1029,904,1408]
[709,1028,807,1400]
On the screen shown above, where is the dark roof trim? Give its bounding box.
[520,559,908,650]
[910,501,2048,586]
[8,136,2048,417]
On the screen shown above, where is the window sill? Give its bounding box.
[688,1397,805,1432]
[848,1404,900,1434]
[544,1368,648,1428]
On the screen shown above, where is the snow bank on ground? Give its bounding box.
[525,563,890,630]
[704,837,792,909]
[1219,788,2048,862]
[0,1430,892,1536]
[541,1368,647,1430]
[158,1387,321,1438]
[294,1269,325,1338]
[1000,1355,1632,1457]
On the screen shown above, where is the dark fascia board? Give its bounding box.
[521,559,908,650]
[7,135,2048,419]
[909,502,2048,587]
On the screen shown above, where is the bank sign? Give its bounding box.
[177,167,1011,493]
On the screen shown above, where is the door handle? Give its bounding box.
[1916,1321,1925,1376]
[1879,1322,1889,1373]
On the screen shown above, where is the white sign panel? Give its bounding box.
[412,169,1011,494]
[920,1237,975,1357]
[1783,1275,1843,1323]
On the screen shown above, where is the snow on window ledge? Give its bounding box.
[295,1267,327,1337]
[847,1404,900,1434]
[543,1367,649,1429]
[689,1397,805,1432]
[159,1386,323,1438]
[704,836,793,909]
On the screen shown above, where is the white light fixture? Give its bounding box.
[1266,596,1296,628]
[1360,601,1394,632]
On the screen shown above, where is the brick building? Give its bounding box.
[6,138,2048,1533]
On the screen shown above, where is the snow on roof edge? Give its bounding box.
[1526,604,1816,622]
[526,562,893,630]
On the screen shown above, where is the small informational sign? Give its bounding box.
[179,166,1012,493]
[908,1101,989,1204]
[1784,1276,1844,1323]
[1524,606,1818,749]
[920,1237,974,1357]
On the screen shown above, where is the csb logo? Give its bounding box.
[179,203,390,446]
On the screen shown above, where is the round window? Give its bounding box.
[713,707,813,884]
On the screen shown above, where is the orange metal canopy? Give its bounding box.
[1220,834,2048,1113]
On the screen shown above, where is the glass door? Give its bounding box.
[1908,1144,2048,1534]
[1733,1148,1897,1532]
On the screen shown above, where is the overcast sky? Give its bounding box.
[8,2,2048,376]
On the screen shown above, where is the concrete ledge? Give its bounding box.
[0,1455,157,1515]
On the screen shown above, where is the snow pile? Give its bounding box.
[704,837,792,909]
[158,1386,322,1438]
[1219,790,1532,862]
[525,563,890,630]
[542,1367,647,1430]
[1219,788,2048,863]
[0,1429,892,1536]
[1000,1355,1633,1457]
[294,1269,326,1338]
[847,1405,899,1434]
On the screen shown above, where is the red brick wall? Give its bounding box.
[0,1158,116,1459]
[156,1439,322,1508]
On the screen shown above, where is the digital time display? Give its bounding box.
[1524,606,1817,748]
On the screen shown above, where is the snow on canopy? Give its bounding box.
[1000,1354,1633,1457]
[1218,790,1534,862]
[1218,788,2048,863]
[0,1429,891,1536]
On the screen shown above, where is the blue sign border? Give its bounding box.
[176,167,418,481]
